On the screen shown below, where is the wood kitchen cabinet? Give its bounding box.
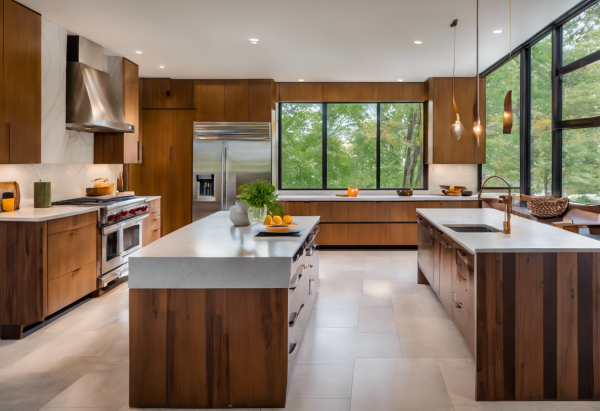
[452,247,475,354]
[0,0,41,164]
[249,79,276,122]
[426,77,486,164]
[438,232,454,315]
[141,78,194,109]
[0,211,98,340]
[129,110,192,236]
[142,198,161,246]
[194,80,225,122]
[95,58,140,164]
[417,216,433,283]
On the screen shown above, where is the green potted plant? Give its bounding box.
[237,180,281,223]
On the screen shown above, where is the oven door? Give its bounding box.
[120,214,148,261]
[101,223,123,274]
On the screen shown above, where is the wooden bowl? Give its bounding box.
[397,189,413,196]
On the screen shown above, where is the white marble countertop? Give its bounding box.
[0,195,161,222]
[417,208,600,254]
[128,211,320,289]
[278,194,479,202]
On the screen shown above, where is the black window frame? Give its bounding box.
[278,101,428,191]
[480,0,600,201]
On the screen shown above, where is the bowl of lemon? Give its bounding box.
[261,215,302,233]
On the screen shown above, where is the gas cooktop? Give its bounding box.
[52,195,137,205]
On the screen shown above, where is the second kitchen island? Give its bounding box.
[127,212,320,409]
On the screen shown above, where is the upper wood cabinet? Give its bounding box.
[425,77,486,164]
[224,79,249,122]
[194,80,225,122]
[141,78,195,109]
[248,79,275,122]
[322,83,378,102]
[1,0,41,164]
[95,58,140,164]
[277,82,428,103]
[279,82,323,102]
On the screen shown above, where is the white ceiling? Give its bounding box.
[22,0,581,81]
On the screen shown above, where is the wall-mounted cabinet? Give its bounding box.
[277,82,428,102]
[194,80,225,122]
[0,0,41,164]
[141,78,195,109]
[95,58,140,164]
[425,77,486,164]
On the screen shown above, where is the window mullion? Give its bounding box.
[520,48,531,195]
[322,103,328,190]
[376,103,381,189]
[551,25,563,198]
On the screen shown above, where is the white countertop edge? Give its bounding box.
[278,194,480,202]
[417,208,600,254]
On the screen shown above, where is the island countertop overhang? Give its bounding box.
[128,212,320,289]
[417,208,600,254]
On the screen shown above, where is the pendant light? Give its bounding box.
[450,19,465,141]
[503,0,513,134]
[473,0,483,146]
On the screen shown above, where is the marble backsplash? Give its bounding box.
[0,164,123,205]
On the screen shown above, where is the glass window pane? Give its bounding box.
[562,128,600,204]
[380,103,424,188]
[483,57,521,188]
[530,35,553,196]
[280,103,323,189]
[562,60,600,120]
[562,2,600,66]
[327,103,377,189]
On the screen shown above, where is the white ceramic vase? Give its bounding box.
[229,201,251,226]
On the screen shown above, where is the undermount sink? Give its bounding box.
[443,224,502,233]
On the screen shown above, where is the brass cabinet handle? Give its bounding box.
[70,230,78,235]
[152,228,160,232]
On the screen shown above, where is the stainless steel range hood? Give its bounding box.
[193,122,271,140]
[66,36,134,133]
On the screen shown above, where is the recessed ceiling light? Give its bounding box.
[249,38,259,44]
[159,66,164,69]
[299,79,304,82]
[136,51,142,54]
[493,29,503,34]
[397,79,404,82]
[414,40,423,45]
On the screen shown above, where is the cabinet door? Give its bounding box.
[432,230,442,296]
[417,218,433,284]
[48,224,97,281]
[194,80,225,122]
[391,202,423,222]
[123,59,140,163]
[47,261,97,315]
[452,247,475,354]
[318,224,348,246]
[170,79,194,108]
[347,224,390,246]
[225,80,249,122]
[283,202,313,217]
[142,78,171,108]
[142,209,161,246]
[390,223,418,245]
[438,233,454,316]
[248,79,274,122]
[310,202,348,222]
[3,0,41,164]
[347,202,391,222]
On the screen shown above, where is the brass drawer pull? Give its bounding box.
[70,230,78,235]
[152,228,160,232]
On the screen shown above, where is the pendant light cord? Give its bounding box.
[453,22,456,106]
[509,0,512,84]
[476,0,480,122]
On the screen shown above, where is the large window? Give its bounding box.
[279,102,424,190]
[483,57,521,187]
[483,0,600,204]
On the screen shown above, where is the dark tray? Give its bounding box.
[255,231,304,237]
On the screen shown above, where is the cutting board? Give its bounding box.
[0,181,20,210]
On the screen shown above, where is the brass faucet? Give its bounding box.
[478,175,515,234]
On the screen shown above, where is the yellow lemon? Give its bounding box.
[283,215,293,225]
[263,215,272,225]
[272,216,283,225]
[449,186,456,192]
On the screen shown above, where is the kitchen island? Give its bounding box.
[417,208,600,401]
[127,211,320,409]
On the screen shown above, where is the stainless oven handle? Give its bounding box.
[102,224,121,236]
[121,213,148,229]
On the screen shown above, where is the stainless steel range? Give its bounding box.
[52,196,149,287]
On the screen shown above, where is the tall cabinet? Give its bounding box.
[128,109,193,236]
[0,0,41,164]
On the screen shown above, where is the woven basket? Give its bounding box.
[527,196,569,218]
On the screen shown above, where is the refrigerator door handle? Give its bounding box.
[224,144,229,209]
[221,144,225,211]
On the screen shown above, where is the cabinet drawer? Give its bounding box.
[148,199,161,211]
[284,202,313,217]
[48,211,97,235]
[391,202,423,222]
[318,224,348,246]
[151,215,161,231]
[149,208,161,219]
[347,202,391,222]
[347,224,390,246]
[390,223,418,245]
[310,202,348,222]
[48,224,97,280]
[48,261,97,314]
[151,227,161,243]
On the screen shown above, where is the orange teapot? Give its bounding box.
[348,186,359,197]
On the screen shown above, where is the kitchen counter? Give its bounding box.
[128,211,320,289]
[0,195,161,222]
[417,207,600,254]
[279,193,479,202]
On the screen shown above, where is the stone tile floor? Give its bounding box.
[0,250,598,411]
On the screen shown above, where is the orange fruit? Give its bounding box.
[283,215,293,224]
[272,216,283,225]
[263,215,272,225]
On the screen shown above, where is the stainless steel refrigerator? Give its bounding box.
[192,122,272,222]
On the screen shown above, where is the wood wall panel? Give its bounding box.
[141,78,171,108]
[167,110,193,235]
[225,80,249,122]
[378,83,427,101]
[476,251,600,401]
[278,82,323,102]
[129,289,168,408]
[322,83,378,102]
[194,80,225,122]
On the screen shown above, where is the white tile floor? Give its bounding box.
[0,250,598,411]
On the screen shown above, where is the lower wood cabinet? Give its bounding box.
[48,261,97,314]
[283,200,479,247]
[143,199,162,246]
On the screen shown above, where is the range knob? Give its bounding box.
[142,206,148,211]
[115,214,121,221]
[129,209,136,215]
[108,215,114,221]
[121,210,128,216]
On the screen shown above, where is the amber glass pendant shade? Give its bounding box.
[473,119,483,146]
[503,90,513,134]
[450,97,464,140]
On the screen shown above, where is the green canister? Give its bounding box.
[34,181,51,208]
